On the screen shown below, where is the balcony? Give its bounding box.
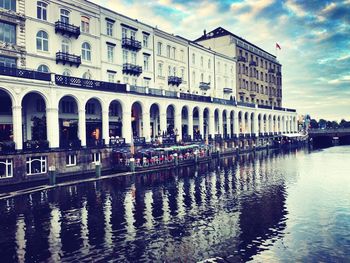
[109,137,126,146]
[258,104,273,110]
[199,82,210,91]
[148,88,163,96]
[168,76,182,86]
[237,101,256,108]
[55,21,80,39]
[180,93,211,103]
[223,87,233,93]
[23,140,49,151]
[249,61,257,67]
[121,37,142,51]
[164,90,177,98]
[268,68,275,74]
[213,98,235,106]
[237,56,246,62]
[55,75,127,92]
[0,65,51,81]
[133,137,146,146]
[122,63,142,76]
[56,52,81,67]
[130,85,147,94]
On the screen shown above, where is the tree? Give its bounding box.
[318,119,327,129]
[310,119,319,129]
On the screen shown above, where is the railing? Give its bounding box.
[192,135,203,142]
[148,88,163,96]
[180,93,211,102]
[109,137,126,146]
[55,75,127,92]
[162,136,176,145]
[55,21,80,38]
[60,139,81,149]
[56,52,81,67]
[133,137,146,146]
[0,65,51,81]
[130,85,147,94]
[268,68,275,74]
[249,61,257,67]
[121,37,142,51]
[286,108,296,112]
[274,106,284,111]
[223,88,233,93]
[237,56,246,62]
[87,139,105,148]
[23,140,49,151]
[199,82,210,90]
[0,141,15,153]
[164,90,177,98]
[168,76,182,86]
[122,63,142,76]
[182,135,192,142]
[213,98,235,105]
[237,101,256,108]
[258,104,273,109]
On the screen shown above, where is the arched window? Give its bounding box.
[37,1,47,20]
[81,42,91,61]
[36,30,48,51]
[63,69,71,76]
[37,64,49,73]
[82,71,92,79]
[60,9,70,24]
[81,16,90,33]
[61,38,69,53]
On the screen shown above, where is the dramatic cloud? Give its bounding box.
[90,0,350,121]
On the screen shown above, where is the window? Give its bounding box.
[61,100,74,113]
[37,64,49,73]
[61,39,69,53]
[123,77,129,84]
[180,50,184,62]
[92,152,101,164]
[143,55,149,71]
[131,52,136,65]
[37,1,47,20]
[60,9,70,24]
[63,69,71,76]
[0,55,16,67]
[107,45,114,63]
[208,59,211,69]
[192,71,195,86]
[0,0,15,11]
[217,62,221,72]
[81,16,90,33]
[192,53,195,64]
[86,102,95,114]
[166,45,171,58]
[36,98,45,112]
[201,56,203,67]
[173,67,176,76]
[106,21,113,36]
[143,34,149,48]
[123,50,128,64]
[168,65,171,76]
[36,30,48,51]
[157,42,162,56]
[82,42,91,61]
[201,73,204,82]
[209,75,211,84]
[26,156,47,175]
[0,21,16,44]
[0,159,13,179]
[181,68,184,79]
[132,78,137,86]
[108,72,115,83]
[122,27,127,39]
[158,63,163,76]
[66,154,77,166]
[130,30,136,40]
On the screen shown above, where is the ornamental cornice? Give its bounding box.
[0,8,26,23]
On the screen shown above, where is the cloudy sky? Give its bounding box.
[91,0,350,121]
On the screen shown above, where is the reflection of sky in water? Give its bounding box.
[0,146,349,262]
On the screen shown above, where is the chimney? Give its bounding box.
[204,29,207,36]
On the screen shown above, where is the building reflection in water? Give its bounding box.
[0,149,293,262]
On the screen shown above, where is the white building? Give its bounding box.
[0,0,298,182]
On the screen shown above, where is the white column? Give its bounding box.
[198,110,204,138]
[160,113,167,136]
[175,111,182,141]
[253,114,258,136]
[12,105,23,150]
[209,113,215,137]
[226,114,231,136]
[233,111,239,135]
[122,110,132,144]
[295,118,298,132]
[143,111,151,142]
[218,111,222,135]
[46,108,59,148]
[247,115,251,134]
[102,106,109,145]
[78,109,86,147]
[188,112,193,139]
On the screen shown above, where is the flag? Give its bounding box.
[276,43,281,50]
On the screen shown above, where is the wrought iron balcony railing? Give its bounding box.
[55,21,80,38]
[56,52,81,67]
[180,93,211,102]
[199,82,210,90]
[122,63,142,76]
[168,76,182,86]
[249,61,257,67]
[0,65,51,81]
[121,37,142,51]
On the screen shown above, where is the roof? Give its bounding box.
[194,27,276,58]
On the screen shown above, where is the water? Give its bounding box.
[0,146,349,262]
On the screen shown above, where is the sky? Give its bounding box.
[91,0,350,121]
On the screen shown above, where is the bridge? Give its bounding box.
[309,128,350,147]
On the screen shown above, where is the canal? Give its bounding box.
[0,146,349,262]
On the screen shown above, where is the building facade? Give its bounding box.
[195,27,282,107]
[0,0,298,184]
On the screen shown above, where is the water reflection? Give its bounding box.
[0,147,349,262]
